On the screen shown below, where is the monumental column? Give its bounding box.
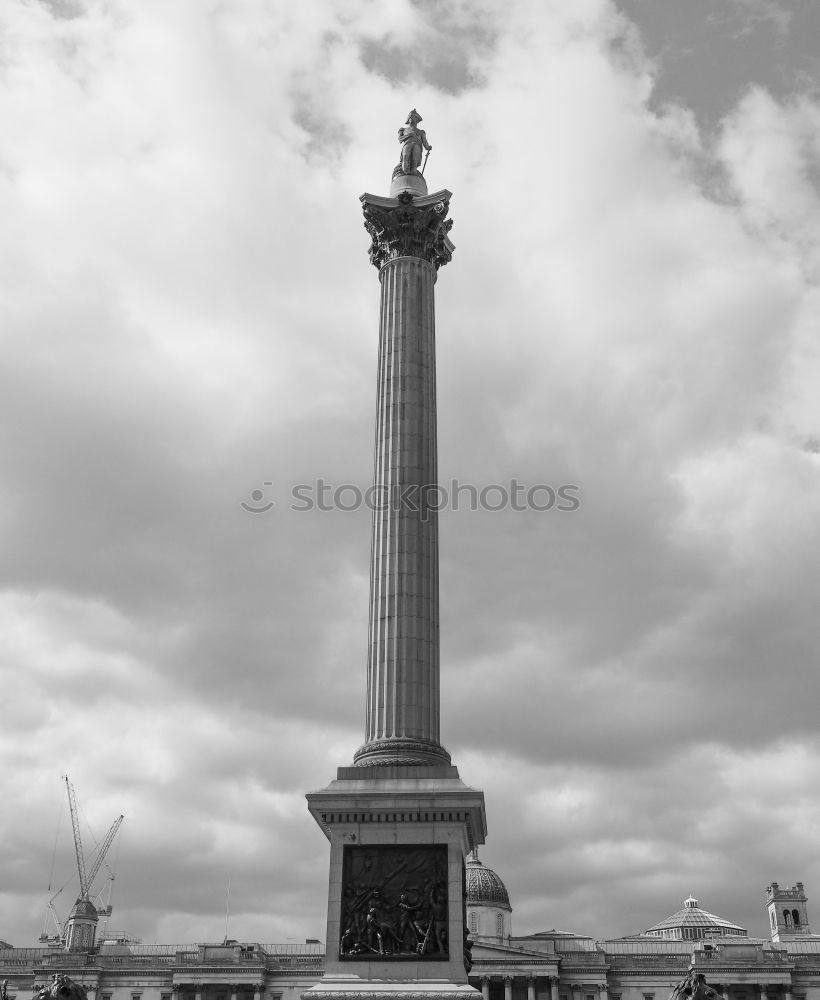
[304,111,486,1000]
[355,108,454,769]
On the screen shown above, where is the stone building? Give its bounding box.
[3,875,820,1000]
[462,866,820,1000]
[0,941,324,1000]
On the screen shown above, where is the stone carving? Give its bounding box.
[339,845,449,960]
[669,973,722,1000]
[34,977,88,1000]
[362,192,454,271]
[353,736,451,768]
[394,109,432,179]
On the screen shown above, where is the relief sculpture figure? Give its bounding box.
[396,890,425,950]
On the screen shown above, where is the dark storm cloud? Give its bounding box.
[615,0,820,128]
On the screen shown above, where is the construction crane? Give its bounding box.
[64,776,124,903]
[40,778,124,945]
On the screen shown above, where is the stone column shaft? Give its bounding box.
[367,256,439,744]
[354,189,455,768]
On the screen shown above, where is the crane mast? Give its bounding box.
[86,814,124,892]
[64,777,89,899]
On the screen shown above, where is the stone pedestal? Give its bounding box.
[390,173,428,198]
[303,765,486,1000]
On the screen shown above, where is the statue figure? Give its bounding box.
[669,972,722,1000]
[34,976,88,1000]
[395,891,424,950]
[394,109,432,179]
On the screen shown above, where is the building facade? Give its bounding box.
[4,876,820,1000]
[462,866,820,1000]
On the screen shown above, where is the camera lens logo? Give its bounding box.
[241,482,275,513]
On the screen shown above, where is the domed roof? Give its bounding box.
[466,853,512,911]
[645,896,746,938]
[68,898,99,920]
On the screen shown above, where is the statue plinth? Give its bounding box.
[303,766,486,999]
[390,172,428,198]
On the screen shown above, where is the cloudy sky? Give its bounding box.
[2,0,820,949]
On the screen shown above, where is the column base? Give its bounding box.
[353,739,452,768]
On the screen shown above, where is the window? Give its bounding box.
[496,913,504,937]
[793,910,801,927]
[469,912,478,933]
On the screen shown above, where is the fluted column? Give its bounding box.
[482,980,491,1000]
[504,978,513,1000]
[550,979,560,1000]
[528,978,537,1000]
[354,188,455,767]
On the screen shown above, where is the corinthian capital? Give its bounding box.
[360,190,455,271]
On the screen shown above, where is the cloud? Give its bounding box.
[1,0,819,949]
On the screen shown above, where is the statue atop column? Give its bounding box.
[393,109,432,179]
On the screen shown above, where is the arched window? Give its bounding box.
[793,910,800,927]
[469,912,478,933]
[496,913,504,938]
[784,910,792,927]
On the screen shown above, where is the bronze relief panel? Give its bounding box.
[339,845,449,960]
